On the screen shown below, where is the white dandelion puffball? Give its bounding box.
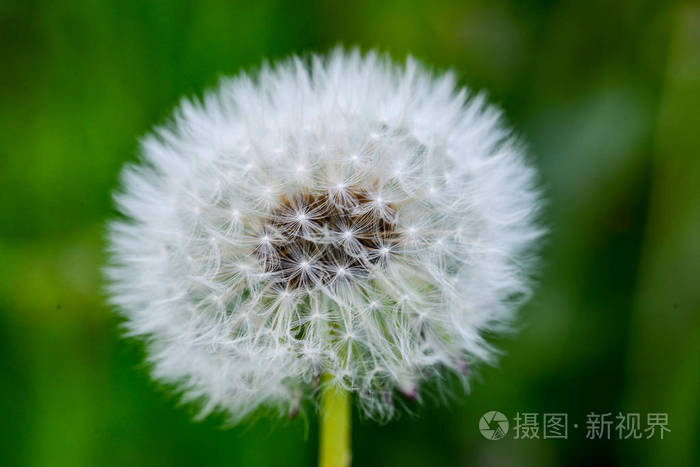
[107,49,542,423]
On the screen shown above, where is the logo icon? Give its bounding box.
[480,411,509,440]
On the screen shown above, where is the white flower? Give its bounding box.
[106,49,543,423]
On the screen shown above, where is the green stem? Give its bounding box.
[319,375,351,467]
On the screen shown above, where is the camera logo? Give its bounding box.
[479,411,509,440]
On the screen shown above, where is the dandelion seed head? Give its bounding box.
[106,49,543,424]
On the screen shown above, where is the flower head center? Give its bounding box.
[256,187,398,289]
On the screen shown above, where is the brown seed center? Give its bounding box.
[255,187,398,289]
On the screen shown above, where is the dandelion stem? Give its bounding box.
[319,375,351,467]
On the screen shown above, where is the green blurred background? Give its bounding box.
[2,1,699,466]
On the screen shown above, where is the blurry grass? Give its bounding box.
[1,1,698,466]
[624,5,700,466]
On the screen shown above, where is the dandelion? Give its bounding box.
[106,49,543,466]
